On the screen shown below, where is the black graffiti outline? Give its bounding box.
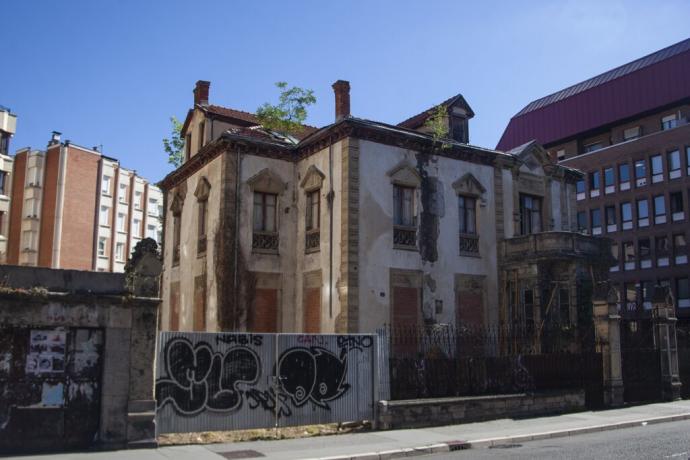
[155,337,261,416]
[276,346,350,411]
[336,335,374,351]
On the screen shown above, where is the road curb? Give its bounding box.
[307,412,690,460]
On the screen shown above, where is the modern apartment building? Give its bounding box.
[7,132,163,272]
[0,106,16,263]
[497,37,690,318]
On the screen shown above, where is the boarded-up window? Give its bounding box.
[169,281,180,331]
[193,275,206,331]
[304,288,321,333]
[391,285,420,355]
[250,288,278,333]
[456,290,484,329]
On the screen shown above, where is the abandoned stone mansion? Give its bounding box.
[158,80,611,334]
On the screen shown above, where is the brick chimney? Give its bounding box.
[332,80,351,122]
[194,80,210,106]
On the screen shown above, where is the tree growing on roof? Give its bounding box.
[423,104,450,150]
[255,82,316,138]
[163,116,185,168]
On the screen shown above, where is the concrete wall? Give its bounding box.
[162,152,223,332]
[0,263,160,453]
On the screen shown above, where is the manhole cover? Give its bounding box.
[217,450,266,459]
[489,443,523,449]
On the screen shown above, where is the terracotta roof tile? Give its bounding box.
[204,104,319,140]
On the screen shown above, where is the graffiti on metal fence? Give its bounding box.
[155,337,261,415]
[155,333,373,419]
[277,347,349,409]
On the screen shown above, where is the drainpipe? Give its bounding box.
[328,143,334,319]
[233,148,241,330]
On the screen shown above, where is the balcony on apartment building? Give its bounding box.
[0,107,17,157]
[501,231,612,263]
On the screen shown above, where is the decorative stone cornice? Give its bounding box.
[160,118,502,191]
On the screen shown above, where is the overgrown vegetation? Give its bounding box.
[423,104,450,149]
[163,116,185,168]
[256,82,316,138]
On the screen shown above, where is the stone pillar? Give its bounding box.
[652,286,682,401]
[593,283,624,407]
[124,239,162,448]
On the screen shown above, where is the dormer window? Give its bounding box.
[450,115,468,143]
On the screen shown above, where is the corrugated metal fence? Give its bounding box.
[155,332,377,434]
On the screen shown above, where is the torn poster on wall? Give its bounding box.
[25,330,66,374]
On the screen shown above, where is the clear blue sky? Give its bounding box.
[2,0,689,183]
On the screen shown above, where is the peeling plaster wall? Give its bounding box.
[357,140,499,331]
[161,153,223,331]
[238,155,297,331]
[501,169,515,238]
[294,143,343,333]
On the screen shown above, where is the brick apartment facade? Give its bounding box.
[7,133,163,272]
[498,37,690,318]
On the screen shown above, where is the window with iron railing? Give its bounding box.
[252,192,279,252]
[305,189,320,252]
[393,184,417,248]
[458,195,478,255]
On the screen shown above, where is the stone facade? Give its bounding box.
[160,80,604,334]
[377,390,585,430]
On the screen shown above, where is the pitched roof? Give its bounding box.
[397,94,475,129]
[205,104,261,125]
[181,104,320,140]
[497,37,690,151]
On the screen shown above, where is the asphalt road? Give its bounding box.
[432,419,690,460]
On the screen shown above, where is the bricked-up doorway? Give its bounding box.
[390,269,422,355]
[456,275,486,329]
[193,275,207,331]
[249,273,281,333]
[303,271,322,333]
[251,289,278,333]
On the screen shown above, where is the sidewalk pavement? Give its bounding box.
[9,399,690,460]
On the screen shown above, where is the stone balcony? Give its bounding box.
[501,231,612,263]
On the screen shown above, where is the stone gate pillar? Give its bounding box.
[124,239,163,448]
[593,283,624,406]
[652,286,682,401]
